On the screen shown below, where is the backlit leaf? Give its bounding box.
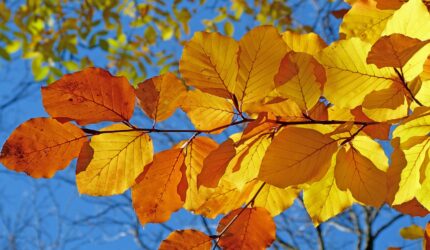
[159,229,212,250]
[42,67,136,125]
[282,31,327,56]
[76,123,153,196]
[132,148,184,225]
[217,207,276,250]
[236,26,288,107]
[179,32,238,99]
[181,90,234,133]
[400,224,424,240]
[259,127,338,188]
[318,38,396,109]
[0,118,86,178]
[135,72,186,122]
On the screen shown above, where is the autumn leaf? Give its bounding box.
[259,127,338,188]
[304,161,353,226]
[236,26,287,107]
[275,51,325,111]
[318,38,397,109]
[159,230,212,250]
[400,224,424,240]
[41,67,136,125]
[217,207,276,250]
[181,90,234,133]
[0,118,86,178]
[282,31,327,56]
[76,123,153,196]
[393,198,430,217]
[179,31,238,99]
[393,107,430,144]
[132,148,184,225]
[135,72,186,122]
[367,34,430,69]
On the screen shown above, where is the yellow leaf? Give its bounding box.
[335,145,387,207]
[249,181,299,216]
[388,137,430,205]
[132,148,184,225]
[41,67,136,125]
[282,31,327,56]
[237,26,288,107]
[382,0,430,41]
[340,0,394,43]
[400,224,424,240]
[393,107,430,144]
[258,127,338,188]
[135,72,186,122]
[318,38,396,109]
[415,80,430,106]
[217,207,276,250]
[179,32,239,99]
[76,123,153,196]
[0,118,86,178]
[159,230,212,250]
[181,90,234,133]
[275,52,324,111]
[304,162,353,226]
[362,85,408,121]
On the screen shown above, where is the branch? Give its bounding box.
[394,67,424,106]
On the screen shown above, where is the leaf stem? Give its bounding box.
[394,67,423,106]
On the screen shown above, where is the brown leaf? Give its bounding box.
[217,207,276,250]
[132,148,184,225]
[159,229,212,250]
[0,118,86,178]
[42,67,135,125]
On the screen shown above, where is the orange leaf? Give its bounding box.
[132,148,184,225]
[376,0,404,10]
[367,34,430,68]
[393,198,430,217]
[135,72,186,122]
[425,222,430,249]
[0,118,86,178]
[159,229,212,250]
[42,67,135,125]
[197,139,236,188]
[217,207,276,250]
[259,127,338,188]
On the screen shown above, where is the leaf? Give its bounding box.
[158,229,212,250]
[132,148,184,225]
[304,162,353,226]
[318,38,397,109]
[76,123,153,196]
[181,90,234,133]
[0,118,86,178]
[340,0,394,44]
[367,34,430,69]
[249,181,299,216]
[236,26,288,106]
[393,198,430,217]
[41,67,136,125]
[282,31,327,56]
[425,223,430,249]
[388,137,430,205]
[182,137,219,210]
[382,0,430,41]
[197,138,236,188]
[376,0,404,10]
[335,145,387,207]
[179,31,239,99]
[400,224,424,240]
[135,72,186,122]
[258,127,338,188]
[362,85,408,122]
[392,107,430,144]
[275,52,325,111]
[217,207,276,250]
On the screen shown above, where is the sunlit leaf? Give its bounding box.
[400,224,424,240]
[159,229,212,250]
[217,207,276,250]
[41,67,136,125]
[282,31,327,56]
[0,118,86,178]
[76,123,153,196]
